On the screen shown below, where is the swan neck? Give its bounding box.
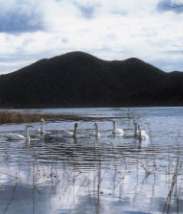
[25,127,30,142]
[73,125,77,138]
[95,124,99,137]
[138,126,142,140]
[134,123,138,137]
[113,122,116,133]
[40,121,45,135]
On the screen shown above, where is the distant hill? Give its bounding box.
[0,51,183,107]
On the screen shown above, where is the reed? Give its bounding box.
[0,111,82,124]
[0,111,131,124]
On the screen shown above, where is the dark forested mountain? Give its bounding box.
[0,51,183,107]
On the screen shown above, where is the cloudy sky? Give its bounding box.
[0,0,183,74]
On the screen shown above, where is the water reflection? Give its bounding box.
[0,108,183,214]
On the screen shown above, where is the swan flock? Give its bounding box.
[0,118,149,142]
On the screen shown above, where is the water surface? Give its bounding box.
[0,107,183,214]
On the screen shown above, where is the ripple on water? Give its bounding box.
[0,107,183,213]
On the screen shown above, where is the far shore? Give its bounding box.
[0,111,129,124]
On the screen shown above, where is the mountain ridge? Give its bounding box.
[0,51,182,108]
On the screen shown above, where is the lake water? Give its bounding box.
[0,107,183,214]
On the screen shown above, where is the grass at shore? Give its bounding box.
[0,111,129,124]
[0,111,83,124]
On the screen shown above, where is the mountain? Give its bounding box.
[0,51,183,107]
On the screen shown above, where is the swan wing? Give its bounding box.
[3,133,25,140]
[116,128,124,136]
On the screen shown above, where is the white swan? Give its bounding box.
[35,118,50,136]
[44,123,78,141]
[94,123,100,139]
[25,125,33,143]
[136,125,149,141]
[66,122,78,138]
[27,118,50,139]
[112,121,124,136]
[59,122,78,138]
[39,118,46,135]
[0,125,33,142]
[0,133,25,141]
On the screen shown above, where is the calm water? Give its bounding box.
[0,107,183,214]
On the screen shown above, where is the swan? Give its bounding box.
[35,118,50,136]
[112,121,124,136]
[70,122,78,138]
[28,118,50,139]
[25,125,33,143]
[136,125,149,141]
[39,118,46,135]
[0,133,25,141]
[60,122,78,138]
[0,125,33,142]
[44,123,78,141]
[94,123,100,139]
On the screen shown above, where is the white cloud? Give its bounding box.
[172,0,183,5]
[0,0,183,73]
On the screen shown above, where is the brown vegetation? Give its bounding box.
[0,111,130,124]
[0,111,82,124]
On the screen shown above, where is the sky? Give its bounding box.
[0,0,183,74]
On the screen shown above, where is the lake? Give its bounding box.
[0,107,183,214]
